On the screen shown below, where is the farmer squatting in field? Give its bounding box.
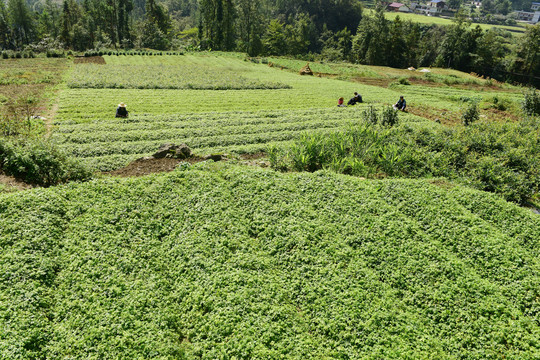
[115,102,129,118]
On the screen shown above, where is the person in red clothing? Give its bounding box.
[338,97,346,107]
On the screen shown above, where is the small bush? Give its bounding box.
[522,88,540,116]
[491,96,510,111]
[462,102,479,126]
[398,77,410,85]
[1,52,7,59]
[363,105,379,125]
[0,138,93,186]
[381,106,399,127]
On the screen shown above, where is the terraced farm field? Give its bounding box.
[52,53,524,171]
[2,53,539,359]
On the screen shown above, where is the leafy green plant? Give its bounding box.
[362,105,379,125]
[268,118,540,204]
[1,165,539,359]
[522,88,540,116]
[0,138,93,186]
[461,102,479,126]
[381,106,399,127]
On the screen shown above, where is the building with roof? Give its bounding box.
[410,1,446,14]
[387,2,411,12]
[427,0,448,9]
[514,2,540,24]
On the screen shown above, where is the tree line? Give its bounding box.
[0,0,538,86]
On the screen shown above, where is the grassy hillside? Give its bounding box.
[2,53,539,359]
[1,163,539,359]
[381,11,526,34]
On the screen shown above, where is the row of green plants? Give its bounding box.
[51,109,371,170]
[269,114,540,204]
[83,50,184,57]
[263,56,511,89]
[1,51,37,59]
[68,64,291,90]
[1,164,538,358]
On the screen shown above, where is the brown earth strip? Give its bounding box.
[105,152,269,178]
[74,56,106,64]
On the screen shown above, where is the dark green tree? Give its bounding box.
[387,16,408,68]
[263,19,286,55]
[352,7,389,65]
[235,0,263,55]
[513,24,540,83]
[8,0,35,47]
[37,0,60,38]
[0,0,11,49]
[199,0,234,50]
[285,13,315,55]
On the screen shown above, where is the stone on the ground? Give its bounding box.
[204,154,227,162]
[153,144,192,159]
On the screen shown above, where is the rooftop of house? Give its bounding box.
[388,2,406,7]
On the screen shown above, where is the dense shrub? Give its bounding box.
[381,106,399,127]
[0,138,92,186]
[522,88,540,116]
[362,105,379,125]
[462,102,479,126]
[269,119,540,204]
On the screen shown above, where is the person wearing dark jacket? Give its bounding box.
[393,96,406,111]
[347,92,363,106]
[116,102,129,118]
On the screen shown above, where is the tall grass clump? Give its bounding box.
[269,118,540,204]
[362,106,399,127]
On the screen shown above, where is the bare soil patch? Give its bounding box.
[407,105,461,125]
[486,108,520,122]
[240,152,266,160]
[239,152,270,167]
[74,56,106,65]
[0,171,34,191]
[429,179,456,189]
[106,152,269,178]
[349,77,393,88]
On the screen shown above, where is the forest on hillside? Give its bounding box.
[0,0,539,86]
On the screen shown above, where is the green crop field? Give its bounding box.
[381,11,526,34]
[1,53,539,359]
[51,53,524,171]
[1,164,540,359]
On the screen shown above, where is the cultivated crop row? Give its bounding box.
[1,165,538,358]
[68,64,291,90]
[52,108,427,170]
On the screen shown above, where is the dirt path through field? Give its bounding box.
[45,94,61,138]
